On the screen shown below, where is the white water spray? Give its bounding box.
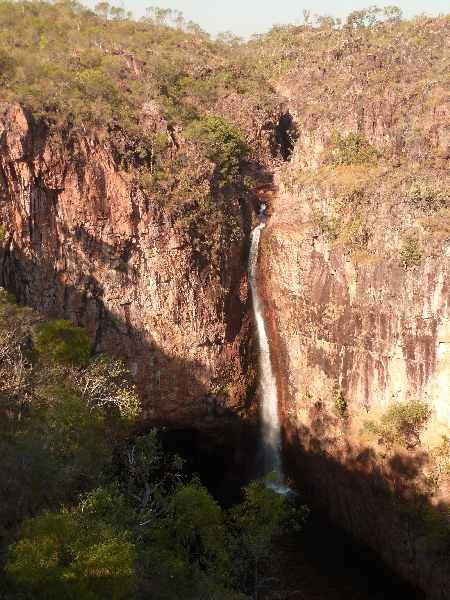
[248,217,285,487]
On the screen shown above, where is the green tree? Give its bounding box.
[228,480,307,598]
[187,116,248,187]
[34,320,92,365]
[145,6,172,25]
[5,487,137,600]
[345,7,382,29]
[0,49,15,83]
[400,235,423,268]
[331,132,378,166]
[77,353,141,421]
[142,480,232,599]
[0,388,113,534]
[383,6,403,22]
[35,388,113,486]
[365,399,432,449]
[95,1,110,20]
[114,430,184,520]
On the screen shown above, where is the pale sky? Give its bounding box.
[83,1,449,37]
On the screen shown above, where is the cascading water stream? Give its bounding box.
[248,209,288,492]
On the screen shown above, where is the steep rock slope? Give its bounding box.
[0,104,254,427]
[259,14,450,598]
[0,1,290,432]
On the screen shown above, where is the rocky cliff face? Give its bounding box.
[0,104,255,429]
[263,178,450,430]
[258,17,450,597]
[260,183,449,597]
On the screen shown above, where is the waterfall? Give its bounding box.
[248,218,286,490]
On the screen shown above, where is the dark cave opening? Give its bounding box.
[275,112,298,161]
[162,426,427,600]
[161,426,259,506]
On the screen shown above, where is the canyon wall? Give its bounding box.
[0,104,255,429]
[1,13,449,597]
[260,182,449,597]
[258,18,450,596]
[262,177,450,429]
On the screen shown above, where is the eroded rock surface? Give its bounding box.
[0,104,254,427]
[258,25,450,595]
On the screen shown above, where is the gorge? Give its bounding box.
[0,3,449,599]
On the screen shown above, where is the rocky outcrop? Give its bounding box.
[0,104,255,428]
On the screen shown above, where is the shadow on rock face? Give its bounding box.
[0,238,258,449]
[282,415,450,600]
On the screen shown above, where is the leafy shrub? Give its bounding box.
[5,486,137,600]
[0,287,16,306]
[0,300,142,535]
[0,49,15,83]
[0,224,8,243]
[228,478,308,597]
[365,399,432,450]
[400,235,422,268]
[311,208,340,241]
[34,319,92,365]
[331,132,378,166]
[166,481,227,569]
[79,354,141,421]
[425,436,450,494]
[76,67,119,104]
[341,215,368,249]
[34,388,113,489]
[186,116,247,187]
[406,182,447,212]
[116,430,185,518]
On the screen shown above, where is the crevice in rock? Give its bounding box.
[275,112,298,161]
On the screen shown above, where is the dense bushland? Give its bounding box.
[1,2,448,263]
[0,0,279,150]
[0,290,307,599]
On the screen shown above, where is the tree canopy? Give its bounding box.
[0,289,307,599]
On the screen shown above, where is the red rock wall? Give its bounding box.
[0,105,254,428]
[259,204,449,596]
[256,27,450,591]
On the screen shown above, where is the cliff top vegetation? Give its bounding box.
[0,0,279,147]
[2,2,448,157]
[1,2,448,206]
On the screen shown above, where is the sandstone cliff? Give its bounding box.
[258,14,450,598]
[0,103,255,428]
[1,8,449,597]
